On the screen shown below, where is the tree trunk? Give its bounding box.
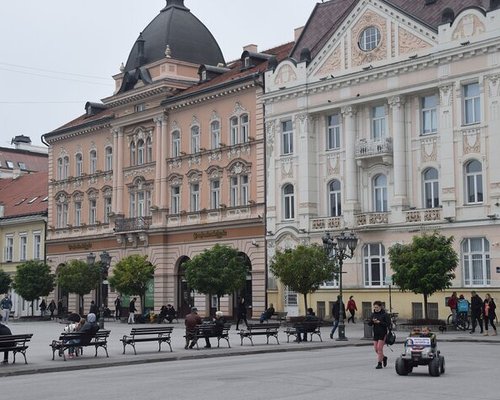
[303,293,308,314]
[140,293,145,315]
[31,301,34,316]
[423,293,428,320]
[79,294,84,316]
[217,295,221,310]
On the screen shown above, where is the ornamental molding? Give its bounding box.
[124,166,155,178]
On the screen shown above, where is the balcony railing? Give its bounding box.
[355,212,389,227]
[114,216,152,232]
[404,208,442,223]
[355,137,393,158]
[310,217,343,231]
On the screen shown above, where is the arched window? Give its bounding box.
[130,141,136,166]
[105,147,113,171]
[423,168,439,208]
[465,160,483,204]
[146,137,153,162]
[211,121,220,149]
[137,139,145,165]
[75,154,83,177]
[283,184,295,220]
[191,126,200,153]
[89,150,97,174]
[172,131,180,157]
[462,237,490,286]
[328,180,342,217]
[373,174,387,212]
[230,117,239,145]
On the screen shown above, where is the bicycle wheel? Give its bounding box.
[456,316,468,331]
[447,314,454,326]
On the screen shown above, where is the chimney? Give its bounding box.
[295,26,304,41]
[243,44,258,53]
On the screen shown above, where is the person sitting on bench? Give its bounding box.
[259,304,275,323]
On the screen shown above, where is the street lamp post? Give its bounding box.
[98,251,112,329]
[322,231,358,341]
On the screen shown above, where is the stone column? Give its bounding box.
[486,75,500,205]
[341,106,359,216]
[154,117,163,207]
[116,128,124,214]
[112,128,119,211]
[160,115,168,209]
[438,83,456,219]
[389,96,407,208]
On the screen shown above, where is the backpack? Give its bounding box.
[385,330,396,346]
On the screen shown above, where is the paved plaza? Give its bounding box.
[1,318,498,378]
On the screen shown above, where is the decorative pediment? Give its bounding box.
[274,63,297,86]
[452,12,485,41]
[227,160,250,176]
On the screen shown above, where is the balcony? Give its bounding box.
[310,217,344,231]
[355,137,393,166]
[355,212,389,227]
[114,216,152,232]
[404,208,442,223]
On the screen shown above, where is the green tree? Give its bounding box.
[12,260,55,316]
[270,244,336,311]
[184,244,248,309]
[388,232,458,320]
[0,269,12,294]
[57,259,101,315]
[108,255,155,314]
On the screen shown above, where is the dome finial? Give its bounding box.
[163,0,188,11]
[165,45,172,58]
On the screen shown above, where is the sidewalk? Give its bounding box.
[1,319,498,377]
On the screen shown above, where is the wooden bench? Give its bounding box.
[50,330,110,361]
[0,334,33,364]
[120,326,173,354]
[239,323,280,346]
[190,323,231,349]
[271,311,288,323]
[285,319,323,343]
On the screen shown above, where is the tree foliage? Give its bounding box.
[12,260,55,315]
[184,244,248,308]
[0,269,12,294]
[57,259,101,315]
[108,254,155,314]
[270,244,336,311]
[388,232,458,319]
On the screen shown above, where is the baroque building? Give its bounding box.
[42,0,288,317]
[264,0,500,319]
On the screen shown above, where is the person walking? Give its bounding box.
[128,298,137,324]
[236,297,249,330]
[57,299,64,318]
[330,296,345,339]
[40,299,47,317]
[483,293,497,336]
[48,300,56,319]
[470,291,483,334]
[114,295,122,320]
[447,291,458,324]
[0,295,12,324]
[368,300,389,369]
[346,296,358,323]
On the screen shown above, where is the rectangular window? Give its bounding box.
[363,243,386,287]
[171,186,180,214]
[463,83,480,125]
[281,120,293,155]
[190,183,200,212]
[241,115,249,143]
[89,199,97,224]
[137,192,145,217]
[172,132,180,157]
[191,127,200,153]
[33,233,41,260]
[463,237,490,286]
[230,176,238,207]
[4,236,13,262]
[74,201,82,227]
[412,303,423,319]
[76,155,83,177]
[421,95,437,134]
[326,114,341,150]
[105,148,113,171]
[89,151,97,174]
[129,193,136,218]
[230,118,239,145]
[56,203,68,228]
[104,197,112,223]
[210,180,220,209]
[20,235,27,261]
[241,175,249,206]
[371,106,386,140]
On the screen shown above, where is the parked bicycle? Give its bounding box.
[447,312,470,331]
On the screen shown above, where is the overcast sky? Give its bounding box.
[0,0,319,147]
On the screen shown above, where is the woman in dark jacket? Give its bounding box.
[368,301,389,369]
[483,293,497,336]
[236,298,248,330]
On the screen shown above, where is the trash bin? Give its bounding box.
[363,320,373,339]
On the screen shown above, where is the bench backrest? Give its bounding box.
[129,327,173,336]
[248,323,281,330]
[0,334,33,347]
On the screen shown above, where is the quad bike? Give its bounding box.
[395,336,445,377]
